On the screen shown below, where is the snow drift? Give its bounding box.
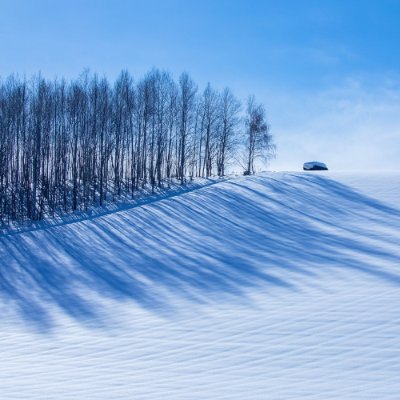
[0,172,399,399]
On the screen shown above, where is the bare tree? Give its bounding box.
[177,73,197,184]
[244,96,274,175]
[0,70,273,225]
[216,88,241,177]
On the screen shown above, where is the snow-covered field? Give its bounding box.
[1,172,399,399]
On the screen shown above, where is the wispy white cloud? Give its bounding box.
[269,77,400,171]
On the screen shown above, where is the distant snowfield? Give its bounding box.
[1,172,399,399]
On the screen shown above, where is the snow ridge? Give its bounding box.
[0,172,399,399]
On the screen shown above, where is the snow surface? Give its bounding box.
[1,172,400,399]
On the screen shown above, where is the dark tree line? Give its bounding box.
[0,70,273,224]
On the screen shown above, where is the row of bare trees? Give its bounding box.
[0,70,273,224]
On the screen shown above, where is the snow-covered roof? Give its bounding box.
[303,161,328,170]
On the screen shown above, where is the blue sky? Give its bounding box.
[1,0,399,170]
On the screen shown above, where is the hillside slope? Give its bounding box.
[1,172,400,399]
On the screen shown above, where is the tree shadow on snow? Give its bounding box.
[1,173,400,331]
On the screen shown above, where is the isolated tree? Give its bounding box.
[244,96,274,175]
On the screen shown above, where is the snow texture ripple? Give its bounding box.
[0,172,399,399]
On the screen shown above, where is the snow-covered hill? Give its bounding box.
[1,172,399,399]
